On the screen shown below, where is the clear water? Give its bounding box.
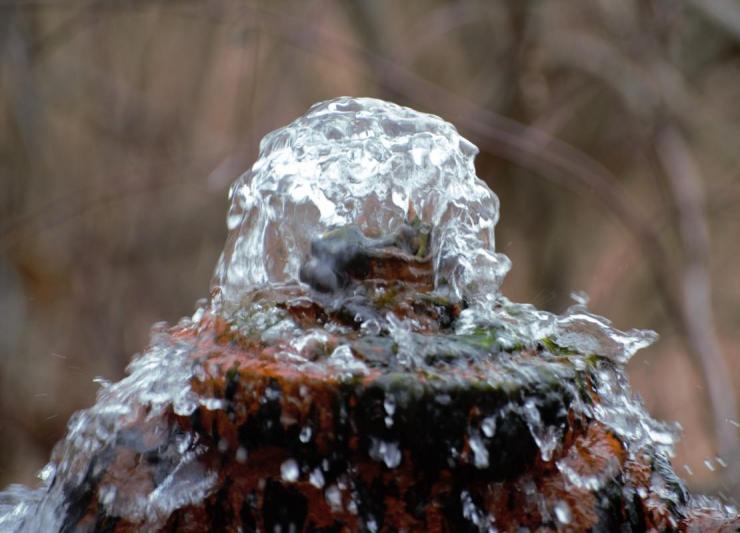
[212,97,510,310]
[0,97,734,531]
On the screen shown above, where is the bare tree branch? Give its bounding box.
[656,125,739,487]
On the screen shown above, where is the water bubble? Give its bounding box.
[281,459,299,482]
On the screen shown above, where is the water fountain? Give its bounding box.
[0,97,736,531]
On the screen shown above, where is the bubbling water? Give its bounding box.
[212,97,511,308]
[212,97,656,366]
[3,97,715,532]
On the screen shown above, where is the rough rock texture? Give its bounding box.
[28,294,737,532]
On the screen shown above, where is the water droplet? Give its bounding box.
[435,394,452,405]
[570,290,589,306]
[469,432,489,469]
[191,307,205,323]
[383,394,396,416]
[200,398,226,410]
[554,500,571,524]
[309,468,325,489]
[99,485,117,506]
[369,438,402,468]
[325,485,342,512]
[460,490,488,528]
[38,464,56,482]
[236,446,248,464]
[383,394,396,428]
[263,386,281,401]
[281,459,299,482]
[481,416,496,438]
[93,376,111,388]
[704,458,716,472]
[299,426,312,443]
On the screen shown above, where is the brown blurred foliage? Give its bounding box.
[1,0,738,502]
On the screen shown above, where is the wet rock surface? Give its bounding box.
[3,291,736,531]
[1,97,737,531]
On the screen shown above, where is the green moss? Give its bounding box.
[455,327,500,351]
[540,336,577,356]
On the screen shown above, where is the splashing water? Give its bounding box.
[0,322,211,531]
[2,97,734,531]
[213,96,656,366]
[212,97,510,309]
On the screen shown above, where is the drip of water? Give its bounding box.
[369,438,402,469]
[280,459,300,482]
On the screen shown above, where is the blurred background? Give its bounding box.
[1,0,738,502]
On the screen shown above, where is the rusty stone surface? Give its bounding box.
[46,309,738,532]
